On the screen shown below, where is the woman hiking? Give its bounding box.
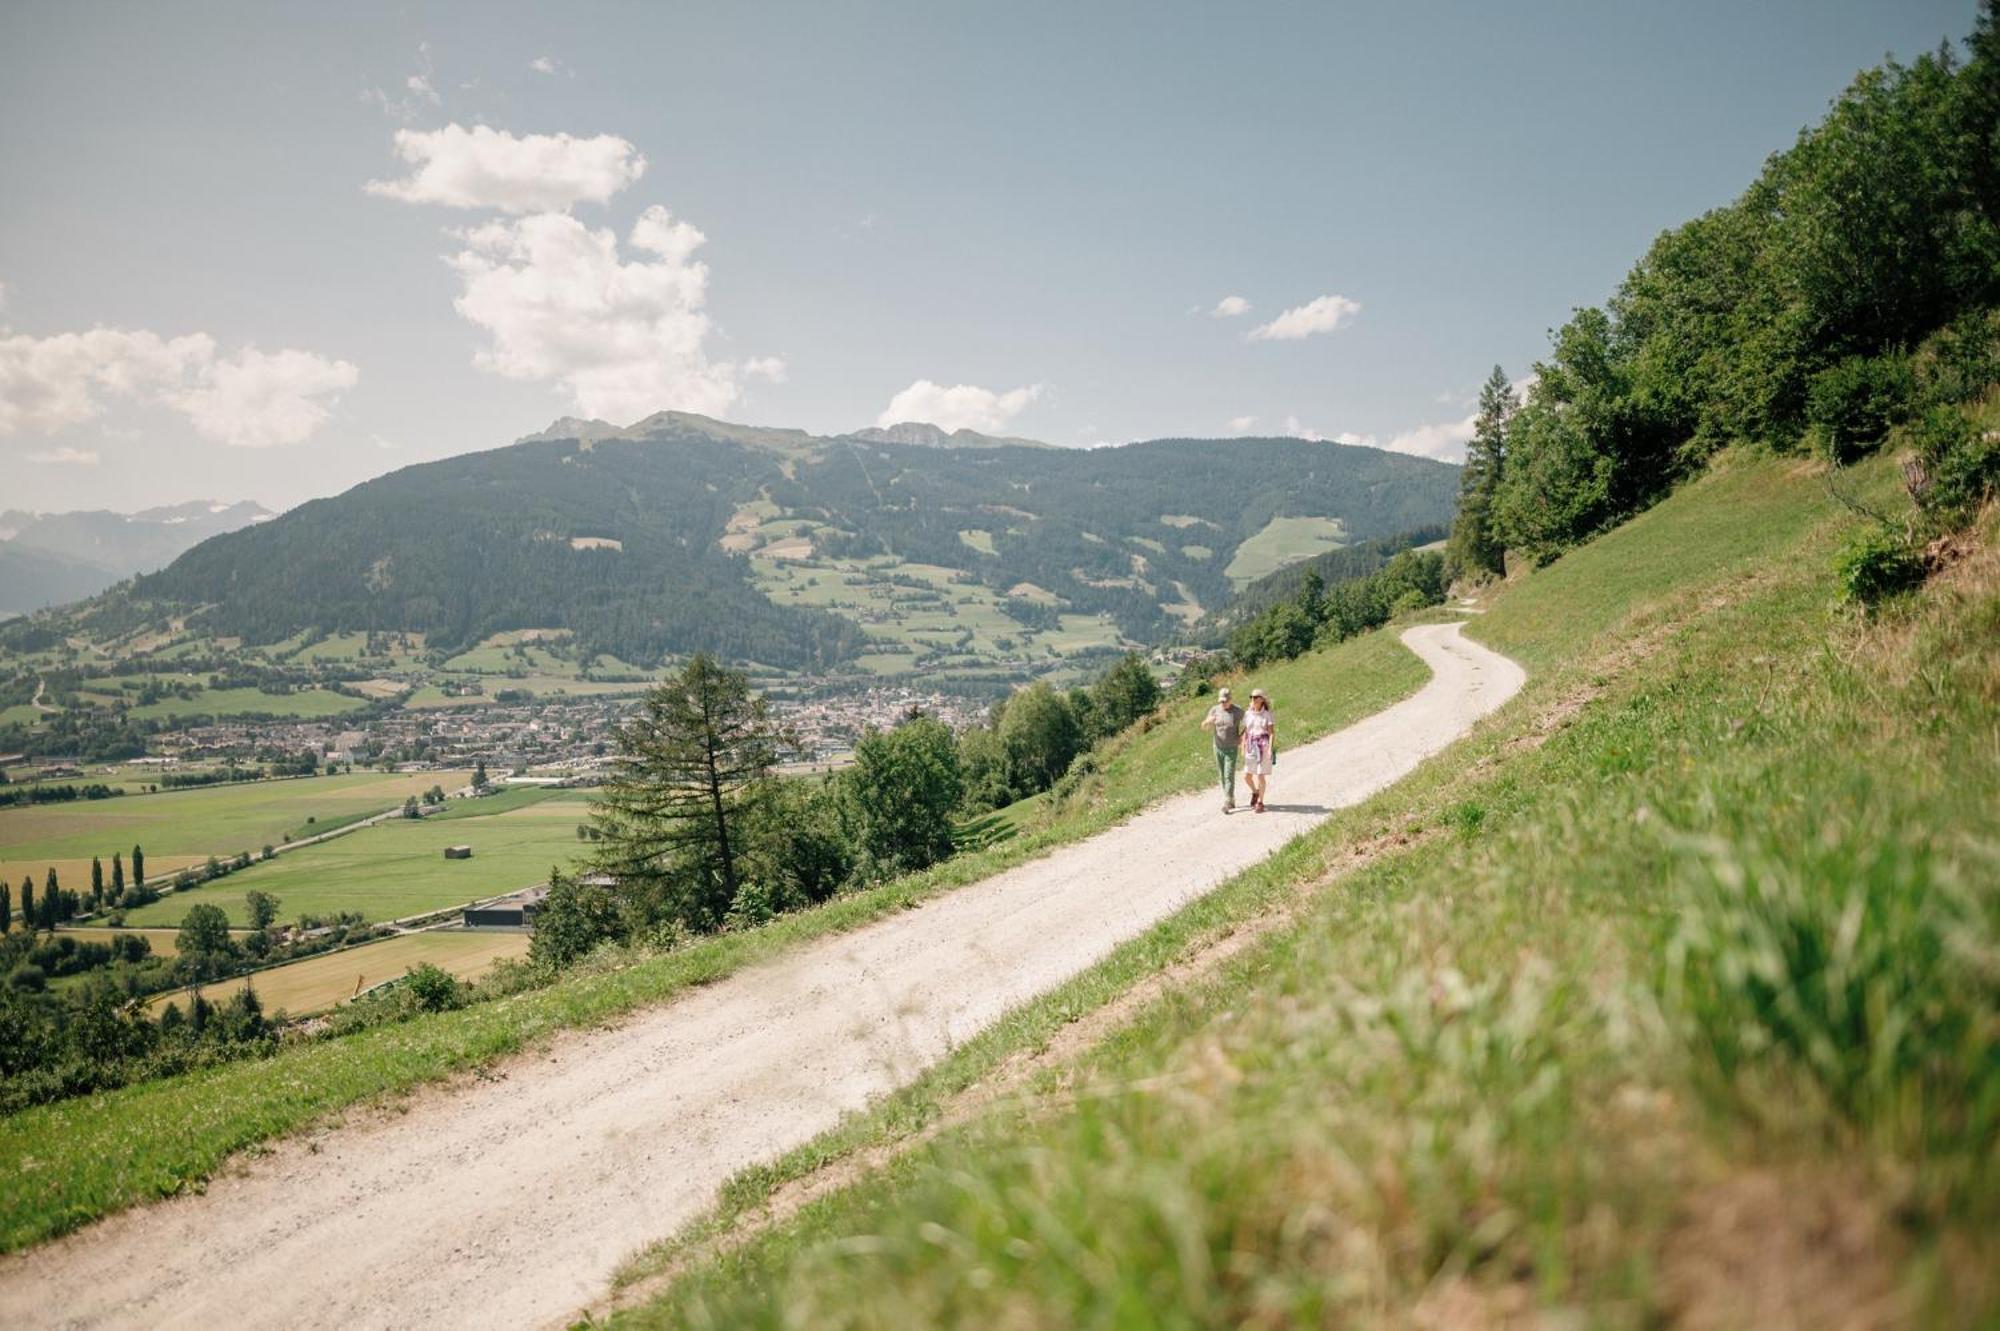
[1242,687,1275,811]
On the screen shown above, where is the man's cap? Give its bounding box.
[1217,686,1232,698]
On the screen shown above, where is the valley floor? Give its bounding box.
[0,624,1521,1330]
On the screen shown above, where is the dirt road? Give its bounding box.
[0,622,1523,1331]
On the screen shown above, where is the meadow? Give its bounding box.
[146,930,532,1017]
[118,792,588,928]
[1223,514,1347,587]
[620,451,2000,1327]
[0,769,471,894]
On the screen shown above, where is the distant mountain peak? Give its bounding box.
[849,421,1051,449]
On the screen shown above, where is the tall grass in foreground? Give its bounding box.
[628,462,1999,1328]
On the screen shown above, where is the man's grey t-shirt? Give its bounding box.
[1206,703,1244,749]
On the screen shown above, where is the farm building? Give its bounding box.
[462,885,549,930]
[443,844,473,860]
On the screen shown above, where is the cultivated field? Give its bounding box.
[146,930,532,1016]
[118,793,587,928]
[0,770,471,894]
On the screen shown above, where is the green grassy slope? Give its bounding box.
[0,616,1430,1251]
[623,452,1999,1328]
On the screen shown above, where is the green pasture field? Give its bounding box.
[125,685,368,722]
[1222,514,1348,587]
[117,799,582,928]
[149,930,533,1017]
[0,769,471,892]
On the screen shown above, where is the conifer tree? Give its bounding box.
[590,654,784,933]
[1446,365,1516,579]
[90,855,104,908]
[111,852,125,897]
[0,881,10,933]
[131,844,144,888]
[20,877,33,934]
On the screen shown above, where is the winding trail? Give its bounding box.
[1,622,1523,1331]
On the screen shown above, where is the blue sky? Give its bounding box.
[0,0,1979,511]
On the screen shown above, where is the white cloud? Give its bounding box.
[1248,294,1361,342]
[1385,412,1476,462]
[0,327,355,447]
[25,445,99,465]
[877,380,1042,434]
[1277,415,1378,447]
[165,347,361,448]
[447,206,774,421]
[1227,414,1258,434]
[1211,295,1251,318]
[529,55,564,75]
[366,124,646,213]
[1334,430,1376,447]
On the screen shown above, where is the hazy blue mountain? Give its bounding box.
[0,499,273,614]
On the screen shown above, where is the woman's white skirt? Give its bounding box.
[1243,738,1273,776]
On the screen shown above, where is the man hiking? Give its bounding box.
[1200,685,1246,812]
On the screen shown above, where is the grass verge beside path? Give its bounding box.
[0,626,1427,1253]
[617,453,2000,1328]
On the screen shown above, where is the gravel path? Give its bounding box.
[0,622,1523,1331]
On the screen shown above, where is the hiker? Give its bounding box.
[1243,687,1275,812]
[1200,685,1246,812]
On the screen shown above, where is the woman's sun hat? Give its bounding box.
[1250,687,1266,699]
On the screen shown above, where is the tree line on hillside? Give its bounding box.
[1446,8,2000,586]
[530,650,1164,964]
[1221,553,1450,672]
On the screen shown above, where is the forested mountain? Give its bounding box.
[0,500,272,615]
[57,416,1459,668]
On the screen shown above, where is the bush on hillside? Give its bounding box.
[1807,353,1917,463]
[1835,529,1927,605]
[1908,404,2000,530]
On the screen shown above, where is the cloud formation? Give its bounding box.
[1249,294,1361,342]
[448,207,779,422]
[1385,412,1475,462]
[1227,414,1258,433]
[529,56,564,75]
[1211,295,1251,318]
[366,124,646,213]
[877,380,1042,434]
[0,328,357,447]
[165,347,361,448]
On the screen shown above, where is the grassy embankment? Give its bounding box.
[0,617,1428,1252]
[0,769,471,892]
[616,451,1999,1328]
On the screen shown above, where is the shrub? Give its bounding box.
[1806,353,1916,463]
[1835,528,1926,605]
[1908,404,2000,531]
[402,963,464,1013]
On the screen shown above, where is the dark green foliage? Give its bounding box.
[1909,404,2000,529]
[530,868,624,969]
[245,890,280,931]
[1478,21,2000,564]
[1806,353,1916,463]
[845,716,965,877]
[999,683,1087,795]
[747,777,855,909]
[1445,367,1516,579]
[1088,652,1162,739]
[401,963,465,1013]
[130,844,143,888]
[175,904,235,977]
[1229,549,1447,669]
[1835,530,1928,605]
[591,655,784,934]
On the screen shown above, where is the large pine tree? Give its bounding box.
[590,655,785,933]
[1446,365,1516,579]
